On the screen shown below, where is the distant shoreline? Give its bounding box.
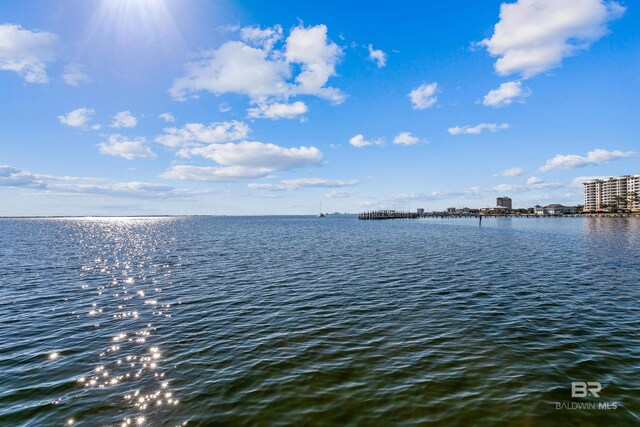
[1,213,639,220]
[359,211,640,220]
[423,214,640,219]
[428,213,640,218]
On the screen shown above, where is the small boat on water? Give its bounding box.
[317,202,326,218]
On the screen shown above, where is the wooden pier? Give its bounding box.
[358,210,420,220]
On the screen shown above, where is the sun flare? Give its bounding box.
[82,0,183,55]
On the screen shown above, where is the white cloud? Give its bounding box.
[0,165,104,185]
[367,44,387,67]
[408,82,438,110]
[349,134,384,148]
[170,24,344,106]
[495,166,524,177]
[526,176,543,184]
[50,181,190,198]
[247,183,290,191]
[448,123,509,135]
[326,189,356,198]
[0,165,46,188]
[493,180,560,192]
[539,148,634,172]
[393,132,425,145]
[483,81,529,107]
[350,132,423,148]
[570,175,606,187]
[186,141,322,171]
[247,101,308,120]
[0,24,58,83]
[62,64,90,86]
[58,108,96,128]
[98,135,157,160]
[370,179,569,209]
[480,0,625,78]
[169,41,290,101]
[281,177,359,188]
[382,187,485,204]
[1,165,193,199]
[248,177,359,192]
[240,25,283,51]
[493,184,517,192]
[164,140,323,182]
[110,111,137,128]
[159,112,175,122]
[155,121,250,148]
[285,25,344,102]
[161,165,269,181]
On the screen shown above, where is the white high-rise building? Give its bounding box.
[583,174,640,212]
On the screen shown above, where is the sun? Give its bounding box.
[82,0,183,54]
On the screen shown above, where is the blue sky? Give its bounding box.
[1,0,639,215]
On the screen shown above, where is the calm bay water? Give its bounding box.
[0,216,639,426]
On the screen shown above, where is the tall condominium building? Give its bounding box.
[496,197,512,211]
[583,174,640,212]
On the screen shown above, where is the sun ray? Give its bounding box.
[77,0,186,73]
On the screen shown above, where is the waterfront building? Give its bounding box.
[461,207,479,215]
[417,208,425,216]
[480,206,509,214]
[534,204,577,215]
[496,197,512,211]
[443,207,479,215]
[583,174,640,212]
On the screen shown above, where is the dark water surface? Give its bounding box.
[1,216,639,426]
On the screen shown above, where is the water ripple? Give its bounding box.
[0,216,639,425]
